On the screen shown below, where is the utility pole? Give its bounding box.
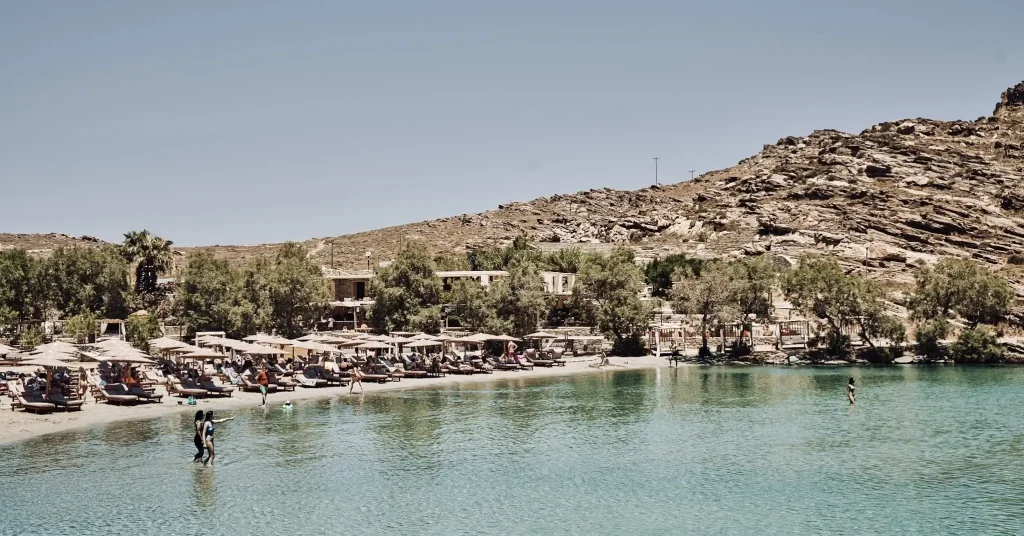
[689,170,695,181]
[653,157,660,186]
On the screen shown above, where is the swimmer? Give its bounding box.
[202,411,235,466]
[847,377,856,405]
[283,400,293,410]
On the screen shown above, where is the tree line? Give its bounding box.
[0,231,328,346]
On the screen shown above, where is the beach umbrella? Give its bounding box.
[405,340,442,348]
[31,347,80,361]
[295,334,321,341]
[489,334,521,342]
[242,343,286,355]
[99,353,156,365]
[410,333,439,341]
[454,333,493,343]
[148,337,187,350]
[523,331,558,339]
[31,341,79,356]
[180,349,227,360]
[388,337,416,345]
[20,354,72,369]
[20,354,73,393]
[356,341,392,350]
[0,343,17,355]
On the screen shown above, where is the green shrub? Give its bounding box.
[64,313,99,343]
[611,336,646,357]
[1008,254,1024,266]
[951,328,1003,364]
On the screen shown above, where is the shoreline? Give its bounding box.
[0,355,665,446]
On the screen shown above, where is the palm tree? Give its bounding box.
[121,230,174,294]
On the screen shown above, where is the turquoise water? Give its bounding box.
[2,366,1024,535]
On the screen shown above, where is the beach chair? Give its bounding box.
[242,373,276,393]
[198,377,235,397]
[514,355,535,371]
[297,369,327,388]
[16,394,55,414]
[167,378,209,399]
[267,371,297,392]
[486,357,519,371]
[547,348,567,366]
[46,390,85,411]
[127,384,164,403]
[102,384,142,405]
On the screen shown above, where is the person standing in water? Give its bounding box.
[202,411,235,466]
[847,378,856,405]
[191,410,205,462]
[256,366,270,406]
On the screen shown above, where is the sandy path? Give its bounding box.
[0,356,667,445]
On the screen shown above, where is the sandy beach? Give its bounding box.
[0,355,666,445]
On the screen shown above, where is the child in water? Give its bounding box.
[282,400,293,410]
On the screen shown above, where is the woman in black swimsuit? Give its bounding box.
[192,410,205,462]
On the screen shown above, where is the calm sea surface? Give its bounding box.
[2,366,1023,535]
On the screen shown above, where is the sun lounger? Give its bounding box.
[198,377,235,397]
[127,384,164,402]
[297,369,327,388]
[101,384,141,405]
[242,374,276,393]
[46,391,85,411]
[16,394,55,414]
[486,358,519,371]
[268,372,297,391]
[514,356,535,370]
[402,369,428,378]
[547,348,567,366]
[167,378,208,399]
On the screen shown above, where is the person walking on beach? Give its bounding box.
[256,366,270,406]
[349,366,364,394]
[202,411,235,466]
[847,378,856,405]
[191,410,205,462]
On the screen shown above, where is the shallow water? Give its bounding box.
[2,366,1024,535]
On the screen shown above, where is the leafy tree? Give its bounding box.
[0,249,46,324]
[915,318,949,360]
[268,243,328,338]
[952,327,1003,363]
[733,256,778,320]
[646,254,706,298]
[368,245,443,333]
[126,313,163,351]
[409,305,443,334]
[910,258,1012,328]
[468,235,542,271]
[447,278,493,331]
[237,256,273,336]
[43,246,129,319]
[19,324,45,347]
[486,258,547,336]
[434,253,471,271]
[63,313,99,343]
[671,261,738,355]
[121,230,174,294]
[176,251,244,337]
[575,246,649,355]
[783,256,900,356]
[544,247,584,273]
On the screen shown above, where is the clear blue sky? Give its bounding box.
[2,1,1021,246]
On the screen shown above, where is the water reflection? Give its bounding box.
[191,465,216,509]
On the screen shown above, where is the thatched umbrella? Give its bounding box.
[21,353,74,395]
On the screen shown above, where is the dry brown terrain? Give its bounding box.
[5,82,1024,293]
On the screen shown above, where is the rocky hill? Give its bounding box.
[5,82,1024,295]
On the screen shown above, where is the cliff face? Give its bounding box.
[5,82,1024,295]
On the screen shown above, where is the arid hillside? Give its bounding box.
[5,82,1024,295]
